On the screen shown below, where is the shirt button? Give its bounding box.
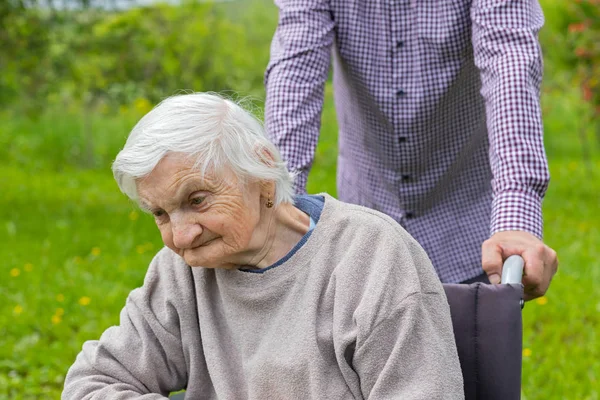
[398,136,407,143]
[401,174,411,183]
[405,211,415,219]
[396,89,406,97]
[396,40,404,48]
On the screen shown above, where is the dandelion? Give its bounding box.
[24,263,33,272]
[134,97,153,115]
[568,161,578,172]
[91,247,101,257]
[98,103,110,115]
[129,210,139,221]
[55,308,65,316]
[523,348,532,357]
[51,314,62,325]
[136,242,154,254]
[536,296,548,306]
[56,294,65,302]
[10,268,20,277]
[79,296,91,306]
[13,305,23,315]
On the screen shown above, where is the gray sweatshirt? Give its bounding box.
[63,195,464,399]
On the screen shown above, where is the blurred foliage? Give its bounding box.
[0,0,278,170]
[567,0,600,113]
[540,0,600,140]
[0,0,276,116]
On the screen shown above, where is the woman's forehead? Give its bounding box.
[136,155,239,203]
[153,154,228,183]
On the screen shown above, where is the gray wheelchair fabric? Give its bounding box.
[444,283,523,400]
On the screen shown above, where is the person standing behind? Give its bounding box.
[265,0,558,299]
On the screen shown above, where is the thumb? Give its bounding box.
[482,240,503,284]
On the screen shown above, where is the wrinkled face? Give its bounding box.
[136,154,265,268]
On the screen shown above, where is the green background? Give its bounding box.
[1,0,599,398]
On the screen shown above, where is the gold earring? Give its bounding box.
[266,196,274,208]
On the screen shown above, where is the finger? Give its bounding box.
[548,248,559,276]
[521,244,546,300]
[526,247,558,301]
[481,239,504,284]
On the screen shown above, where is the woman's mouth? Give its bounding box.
[198,237,218,247]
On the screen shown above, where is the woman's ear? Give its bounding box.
[254,145,276,167]
[259,179,276,198]
[253,145,277,201]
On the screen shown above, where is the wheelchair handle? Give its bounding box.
[501,255,525,284]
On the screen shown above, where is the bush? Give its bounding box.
[0,0,278,115]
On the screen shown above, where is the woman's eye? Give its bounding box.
[153,210,165,217]
[191,197,205,205]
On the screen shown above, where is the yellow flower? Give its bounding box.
[13,305,23,315]
[523,348,532,357]
[136,242,154,254]
[91,247,101,257]
[10,268,20,277]
[98,103,110,115]
[51,314,62,325]
[55,308,65,316]
[24,263,33,272]
[56,294,65,302]
[133,97,153,115]
[79,296,91,306]
[129,210,139,221]
[536,296,548,306]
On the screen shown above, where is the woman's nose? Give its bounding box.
[171,217,203,249]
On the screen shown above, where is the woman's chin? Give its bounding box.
[182,253,207,268]
[182,252,228,269]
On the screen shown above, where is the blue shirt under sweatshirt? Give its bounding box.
[242,195,324,274]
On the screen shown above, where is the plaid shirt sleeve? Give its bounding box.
[471,0,550,239]
[264,0,335,194]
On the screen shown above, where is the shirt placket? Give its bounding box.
[389,0,415,221]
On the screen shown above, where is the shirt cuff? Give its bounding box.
[490,188,543,239]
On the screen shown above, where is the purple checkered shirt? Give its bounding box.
[264,0,550,283]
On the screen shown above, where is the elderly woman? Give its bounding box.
[63,93,464,399]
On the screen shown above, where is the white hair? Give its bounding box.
[112,92,295,205]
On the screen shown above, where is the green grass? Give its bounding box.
[2,86,600,398]
[521,160,600,400]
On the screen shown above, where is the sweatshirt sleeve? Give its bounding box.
[354,294,464,399]
[333,210,464,399]
[62,249,195,399]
